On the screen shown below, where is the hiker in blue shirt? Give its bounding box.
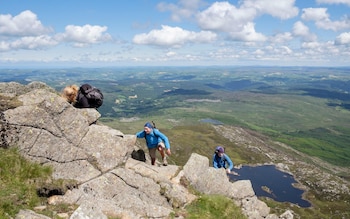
[136,122,171,166]
[213,146,234,174]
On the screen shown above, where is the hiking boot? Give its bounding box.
[162,157,168,166]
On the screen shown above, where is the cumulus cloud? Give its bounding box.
[10,35,57,50]
[166,51,177,57]
[0,35,58,52]
[55,25,112,47]
[335,32,350,44]
[196,2,256,32]
[196,0,298,32]
[228,22,267,42]
[196,0,296,42]
[293,21,317,42]
[242,0,299,19]
[280,46,293,54]
[271,32,293,44]
[0,10,113,52]
[316,0,350,6]
[132,25,217,47]
[301,41,341,58]
[302,8,350,31]
[0,10,52,36]
[157,0,204,21]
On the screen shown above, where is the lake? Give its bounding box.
[228,165,311,207]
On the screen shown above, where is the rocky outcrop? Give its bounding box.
[1,82,289,219]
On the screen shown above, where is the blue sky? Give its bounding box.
[0,0,350,67]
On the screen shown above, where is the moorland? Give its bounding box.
[2,66,349,167]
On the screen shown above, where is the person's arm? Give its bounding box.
[213,154,219,168]
[154,130,170,149]
[136,130,146,138]
[154,129,171,155]
[224,154,234,171]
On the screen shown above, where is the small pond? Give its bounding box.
[228,165,311,207]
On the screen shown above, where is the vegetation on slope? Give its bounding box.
[0,148,50,217]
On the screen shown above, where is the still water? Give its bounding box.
[228,165,311,207]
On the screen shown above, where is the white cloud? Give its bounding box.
[166,51,177,57]
[301,41,342,58]
[132,25,217,47]
[253,49,265,55]
[293,21,317,42]
[55,25,112,47]
[0,35,57,52]
[10,35,58,50]
[228,22,267,42]
[0,41,10,51]
[302,8,350,31]
[280,46,293,54]
[157,0,204,21]
[242,0,299,19]
[196,0,298,33]
[335,32,350,44]
[196,2,256,32]
[271,32,293,44]
[316,0,350,6]
[196,1,296,42]
[0,10,52,36]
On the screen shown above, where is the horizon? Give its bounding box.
[1,0,350,67]
[1,65,350,70]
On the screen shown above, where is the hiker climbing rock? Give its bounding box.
[212,146,234,174]
[136,122,171,166]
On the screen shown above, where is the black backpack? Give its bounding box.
[80,84,104,108]
[131,149,146,162]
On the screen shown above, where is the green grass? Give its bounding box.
[0,148,51,217]
[184,194,247,219]
[0,148,79,218]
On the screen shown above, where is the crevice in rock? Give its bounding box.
[110,172,139,190]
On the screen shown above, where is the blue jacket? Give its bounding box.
[136,128,170,149]
[213,153,233,170]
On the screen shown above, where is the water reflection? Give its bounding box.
[229,165,311,207]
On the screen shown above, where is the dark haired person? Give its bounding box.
[212,146,233,174]
[136,122,171,166]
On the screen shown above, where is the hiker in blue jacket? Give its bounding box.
[136,122,171,166]
[213,146,234,173]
